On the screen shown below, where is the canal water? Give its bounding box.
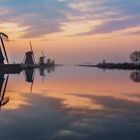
[0,66,140,140]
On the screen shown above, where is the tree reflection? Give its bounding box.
[130,70,140,83]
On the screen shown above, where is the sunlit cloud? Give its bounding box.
[0,22,28,39]
[61,20,103,36]
[0,0,140,39]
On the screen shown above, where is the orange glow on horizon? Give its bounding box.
[3,69,140,111]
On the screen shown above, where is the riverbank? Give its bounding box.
[78,63,140,70]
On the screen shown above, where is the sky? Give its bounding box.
[0,0,140,64]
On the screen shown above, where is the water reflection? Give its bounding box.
[130,70,140,83]
[46,66,55,73]
[39,65,45,77]
[24,68,35,94]
[0,66,55,109]
[24,69,35,83]
[1,67,140,140]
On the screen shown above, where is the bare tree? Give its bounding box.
[130,51,140,64]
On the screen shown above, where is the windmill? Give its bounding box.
[23,41,36,67]
[0,32,9,64]
[39,50,46,65]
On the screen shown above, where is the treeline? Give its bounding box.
[97,51,140,70]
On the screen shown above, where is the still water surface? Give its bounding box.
[1,66,140,140]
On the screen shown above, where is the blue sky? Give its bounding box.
[0,0,140,38]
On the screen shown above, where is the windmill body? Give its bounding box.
[39,51,46,65]
[39,56,45,65]
[24,51,35,66]
[23,41,36,67]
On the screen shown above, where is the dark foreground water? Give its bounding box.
[1,66,140,140]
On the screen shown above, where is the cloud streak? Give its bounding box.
[0,0,140,38]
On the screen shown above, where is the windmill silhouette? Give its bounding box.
[0,32,9,64]
[23,41,36,67]
[39,50,46,65]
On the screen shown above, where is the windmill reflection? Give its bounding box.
[0,75,9,109]
[39,65,45,82]
[24,66,55,93]
[39,66,55,81]
[24,68,35,94]
[130,70,140,83]
[39,65,45,77]
[46,66,55,73]
[0,66,55,109]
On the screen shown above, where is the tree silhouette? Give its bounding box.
[130,51,140,64]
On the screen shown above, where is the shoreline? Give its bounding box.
[78,63,140,70]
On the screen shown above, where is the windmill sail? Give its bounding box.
[0,75,9,108]
[0,38,9,63]
[0,33,9,64]
[30,41,36,64]
[30,78,34,94]
[0,32,8,39]
[0,47,4,64]
[1,97,9,106]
